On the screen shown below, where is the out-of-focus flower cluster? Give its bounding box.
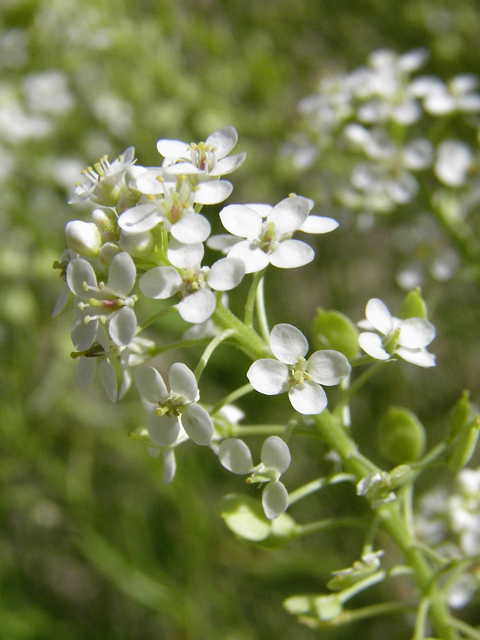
[292,48,480,289]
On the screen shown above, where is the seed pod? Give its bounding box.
[446,390,471,444]
[377,407,426,465]
[447,417,480,472]
[398,288,428,320]
[312,309,359,361]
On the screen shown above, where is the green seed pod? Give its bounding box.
[377,407,426,465]
[398,288,428,320]
[446,390,471,444]
[312,309,359,361]
[447,417,480,472]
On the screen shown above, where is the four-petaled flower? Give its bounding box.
[135,363,214,447]
[247,323,351,415]
[358,298,436,368]
[218,435,291,519]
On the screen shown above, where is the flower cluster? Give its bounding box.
[55,126,345,516]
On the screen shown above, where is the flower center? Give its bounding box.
[287,356,312,386]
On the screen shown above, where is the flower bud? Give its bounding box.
[91,208,118,242]
[98,242,122,267]
[398,288,428,320]
[312,309,359,361]
[447,417,480,472]
[119,230,154,257]
[377,407,426,464]
[447,390,471,444]
[65,220,102,258]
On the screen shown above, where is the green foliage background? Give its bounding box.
[1,0,479,638]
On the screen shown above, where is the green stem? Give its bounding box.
[320,601,415,626]
[135,306,178,334]
[212,300,271,360]
[337,361,388,410]
[295,517,365,538]
[255,275,270,342]
[194,329,235,381]
[288,473,356,506]
[447,617,480,640]
[312,410,460,640]
[210,383,254,416]
[148,337,213,357]
[244,269,267,326]
[412,597,432,640]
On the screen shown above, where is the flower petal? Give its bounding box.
[247,359,289,395]
[167,238,204,269]
[107,252,136,297]
[208,257,245,291]
[139,266,182,299]
[171,214,211,245]
[307,350,351,386]
[209,152,246,176]
[299,216,339,234]
[219,439,254,474]
[162,449,176,484]
[206,125,238,159]
[193,180,233,204]
[66,259,97,297]
[76,356,96,388]
[109,306,136,346]
[148,412,180,446]
[99,358,118,402]
[168,362,198,402]
[270,323,308,364]
[396,347,436,368]
[156,138,191,159]
[269,239,314,269]
[262,481,289,520]
[181,403,214,445]
[118,204,160,234]
[135,365,169,403]
[177,289,216,324]
[227,240,270,274]
[261,436,291,473]
[220,204,263,238]
[135,169,167,195]
[52,283,70,317]
[71,316,98,351]
[358,332,391,360]
[268,196,310,234]
[289,380,327,415]
[365,299,393,335]
[398,318,435,349]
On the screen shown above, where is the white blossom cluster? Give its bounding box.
[294,48,480,287]
[55,126,346,519]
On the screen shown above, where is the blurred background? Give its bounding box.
[1,0,480,638]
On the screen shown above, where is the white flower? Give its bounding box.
[69,147,136,206]
[247,323,351,415]
[118,172,232,243]
[417,74,480,116]
[218,195,336,273]
[139,257,245,324]
[66,252,137,351]
[358,298,436,368]
[157,125,246,177]
[135,363,213,447]
[218,435,291,519]
[434,140,473,187]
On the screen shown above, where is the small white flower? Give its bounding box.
[435,140,473,187]
[69,147,136,206]
[247,323,351,415]
[157,125,246,177]
[139,257,245,324]
[218,196,335,274]
[66,253,137,351]
[135,363,213,447]
[218,435,291,519]
[358,298,436,368]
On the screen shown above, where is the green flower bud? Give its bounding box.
[218,493,296,549]
[447,390,471,444]
[312,309,359,361]
[98,242,122,267]
[377,407,426,465]
[398,288,428,320]
[447,417,480,472]
[91,208,119,242]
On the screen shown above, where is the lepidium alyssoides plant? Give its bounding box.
[54,125,480,640]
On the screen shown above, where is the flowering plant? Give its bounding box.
[55,119,480,640]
